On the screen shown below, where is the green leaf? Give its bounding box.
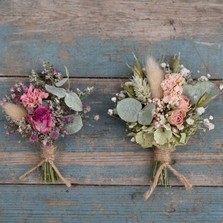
[64,114,83,134]
[137,103,155,125]
[123,84,135,97]
[45,84,66,99]
[154,128,172,145]
[183,81,219,105]
[55,78,68,87]
[135,131,153,148]
[180,133,186,144]
[117,98,142,122]
[171,54,180,73]
[64,92,83,111]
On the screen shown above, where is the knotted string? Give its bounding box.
[19,145,71,187]
[144,148,192,200]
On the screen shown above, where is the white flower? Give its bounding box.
[203,119,215,130]
[209,115,213,120]
[196,107,205,115]
[94,115,100,121]
[161,62,166,68]
[198,76,208,81]
[180,67,190,78]
[186,117,194,125]
[207,74,211,78]
[219,84,223,90]
[111,97,117,103]
[107,109,113,116]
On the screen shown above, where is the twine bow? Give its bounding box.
[144,149,192,200]
[19,145,71,187]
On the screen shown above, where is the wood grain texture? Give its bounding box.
[0,0,223,77]
[0,185,223,223]
[0,78,222,186]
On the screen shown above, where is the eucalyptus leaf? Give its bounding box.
[45,84,66,99]
[138,103,155,125]
[64,92,83,111]
[55,78,68,87]
[180,133,186,144]
[117,98,142,122]
[183,81,219,105]
[65,114,83,134]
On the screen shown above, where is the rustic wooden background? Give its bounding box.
[0,0,223,222]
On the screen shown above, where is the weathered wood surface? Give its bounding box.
[0,0,223,77]
[0,78,222,186]
[0,0,223,222]
[0,186,223,223]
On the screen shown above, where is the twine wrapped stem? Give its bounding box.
[144,148,192,200]
[19,145,71,187]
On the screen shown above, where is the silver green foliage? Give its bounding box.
[138,103,155,125]
[45,85,66,99]
[65,114,83,134]
[117,98,142,122]
[64,92,83,111]
[183,81,219,105]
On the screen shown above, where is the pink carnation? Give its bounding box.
[28,106,54,134]
[178,95,190,112]
[161,73,184,106]
[21,86,48,108]
[168,109,186,127]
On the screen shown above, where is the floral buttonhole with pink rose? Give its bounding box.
[1,61,94,187]
[109,54,221,200]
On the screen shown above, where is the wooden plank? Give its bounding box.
[0,185,223,223]
[0,0,223,77]
[0,78,222,185]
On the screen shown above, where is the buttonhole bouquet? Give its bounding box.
[109,54,220,199]
[1,62,94,187]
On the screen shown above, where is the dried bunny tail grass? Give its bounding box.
[2,102,27,122]
[146,57,164,99]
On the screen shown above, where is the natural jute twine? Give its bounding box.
[19,145,71,187]
[144,148,192,200]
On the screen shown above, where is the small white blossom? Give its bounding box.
[186,117,194,125]
[209,115,213,120]
[203,119,215,130]
[198,76,208,81]
[178,125,184,130]
[219,84,223,90]
[161,62,166,68]
[94,115,100,121]
[131,137,135,142]
[196,107,205,115]
[107,109,113,116]
[111,97,117,103]
[207,73,211,78]
[180,67,190,78]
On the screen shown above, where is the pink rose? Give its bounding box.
[178,95,190,112]
[168,109,186,127]
[21,86,48,108]
[28,106,54,134]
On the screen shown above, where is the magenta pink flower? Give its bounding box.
[21,86,48,108]
[28,106,54,134]
[168,109,186,127]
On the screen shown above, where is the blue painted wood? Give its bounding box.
[0,185,223,223]
[0,78,222,185]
